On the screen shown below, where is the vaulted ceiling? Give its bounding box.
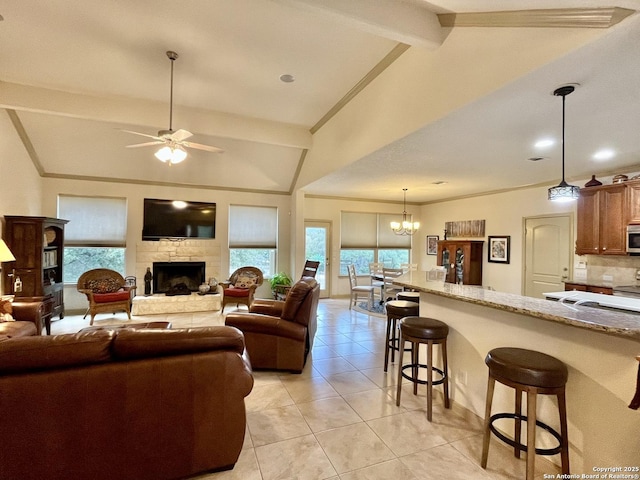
[2,0,640,203]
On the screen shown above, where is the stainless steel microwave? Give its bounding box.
[627,225,640,253]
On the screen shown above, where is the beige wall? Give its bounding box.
[0,111,43,220]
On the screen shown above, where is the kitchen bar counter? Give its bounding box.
[394,273,640,341]
[393,272,640,471]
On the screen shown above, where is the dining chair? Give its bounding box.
[347,264,375,310]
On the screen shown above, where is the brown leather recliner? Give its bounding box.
[0,298,43,338]
[225,277,319,373]
[0,326,254,480]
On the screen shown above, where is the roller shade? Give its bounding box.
[59,195,127,247]
[229,205,277,248]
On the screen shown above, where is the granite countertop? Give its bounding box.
[394,272,640,341]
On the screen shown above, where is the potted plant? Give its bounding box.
[269,272,293,299]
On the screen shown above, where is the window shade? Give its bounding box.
[229,205,277,248]
[341,212,377,248]
[341,211,411,248]
[59,195,127,247]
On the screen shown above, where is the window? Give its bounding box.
[58,195,127,283]
[339,211,411,275]
[229,205,277,277]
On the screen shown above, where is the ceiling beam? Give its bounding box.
[0,81,312,149]
[272,0,443,48]
[438,7,635,29]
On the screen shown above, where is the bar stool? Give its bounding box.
[396,291,420,304]
[384,300,419,372]
[481,347,569,480]
[395,316,449,421]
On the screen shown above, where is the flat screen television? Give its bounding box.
[142,198,216,241]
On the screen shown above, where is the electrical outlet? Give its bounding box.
[457,370,468,386]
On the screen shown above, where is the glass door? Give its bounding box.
[305,221,330,298]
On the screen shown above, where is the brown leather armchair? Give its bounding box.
[225,277,319,373]
[0,297,43,338]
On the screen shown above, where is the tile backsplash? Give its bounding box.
[580,255,640,286]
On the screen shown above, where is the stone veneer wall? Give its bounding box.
[135,239,222,289]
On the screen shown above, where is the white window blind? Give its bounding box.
[229,205,277,248]
[59,195,127,247]
[341,212,411,248]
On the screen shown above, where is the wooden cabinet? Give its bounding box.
[437,240,483,285]
[627,181,640,224]
[576,184,627,255]
[564,282,612,295]
[2,216,68,320]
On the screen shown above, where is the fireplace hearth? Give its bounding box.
[153,262,205,294]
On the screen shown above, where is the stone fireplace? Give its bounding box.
[153,261,205,294]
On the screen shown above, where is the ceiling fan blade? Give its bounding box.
[120,129,163,141]
[182,141,224,153]
[126,141,165,149]
[169,129,193,141]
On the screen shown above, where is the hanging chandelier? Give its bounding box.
[390,188,420,235]
[548,85,580,202]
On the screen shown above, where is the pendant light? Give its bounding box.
[390,188,420,235]
[548,85,580,202]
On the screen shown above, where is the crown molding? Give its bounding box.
[437,7,635,29]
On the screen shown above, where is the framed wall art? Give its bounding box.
[426,235,439,255]
[488,236,510,264]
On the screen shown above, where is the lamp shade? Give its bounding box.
[0,239,16,263]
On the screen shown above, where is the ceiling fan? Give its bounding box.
[122,51,223,165]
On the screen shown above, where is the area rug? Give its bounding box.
[355,301,386,317]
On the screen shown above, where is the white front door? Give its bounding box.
[524,214,572,298]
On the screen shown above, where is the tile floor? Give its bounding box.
[52,299,561,480]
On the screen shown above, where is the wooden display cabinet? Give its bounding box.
[2,216,68,320]
[576,184,627,255]
[436,240,484,285]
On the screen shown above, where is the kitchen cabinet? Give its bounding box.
[627,180,640,224]
[436,240,483,285]
[2,216,68,320]
[564,282,613,295]
[575,184,627,255]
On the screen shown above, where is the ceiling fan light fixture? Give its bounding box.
[155,145,187,165]
[548,84,580,202]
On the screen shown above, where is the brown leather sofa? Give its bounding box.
[0,326,254,480]
[0,298,43,338]
[225,277,320,373]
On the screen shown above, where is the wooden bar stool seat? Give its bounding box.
[395,316,450,421]
[384,300,419,372]
[481,347,569,479]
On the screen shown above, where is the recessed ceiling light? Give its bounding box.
[279,74,295,83]
[593,149,615,160]
[534,139,555,148]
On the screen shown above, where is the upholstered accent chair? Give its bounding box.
[220,266,263,311]
[225,277,320,373]
[77,269,137,325]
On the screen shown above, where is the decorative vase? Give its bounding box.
[198,283,211,294]
[584,175,602,187]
